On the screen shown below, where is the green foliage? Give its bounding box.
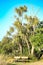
[22,46,29,56]
[30,32,43,49]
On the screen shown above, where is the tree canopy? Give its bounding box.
[0,6,43,59]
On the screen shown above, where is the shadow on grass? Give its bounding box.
[7,63,17,65]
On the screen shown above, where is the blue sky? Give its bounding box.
[0,0,43,40]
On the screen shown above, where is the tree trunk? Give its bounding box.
[31,45,34,55]
[19,43,22,55]
[33,25,35,32]
[25,36,30,55]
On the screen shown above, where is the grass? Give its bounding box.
[7,63,16,65]
[0,54,43,65]
[13,59,43,65]
[7,58,43,65]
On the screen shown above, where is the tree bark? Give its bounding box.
[19,43,22,55]
[25,36,30,55]
[31,45,34,55]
